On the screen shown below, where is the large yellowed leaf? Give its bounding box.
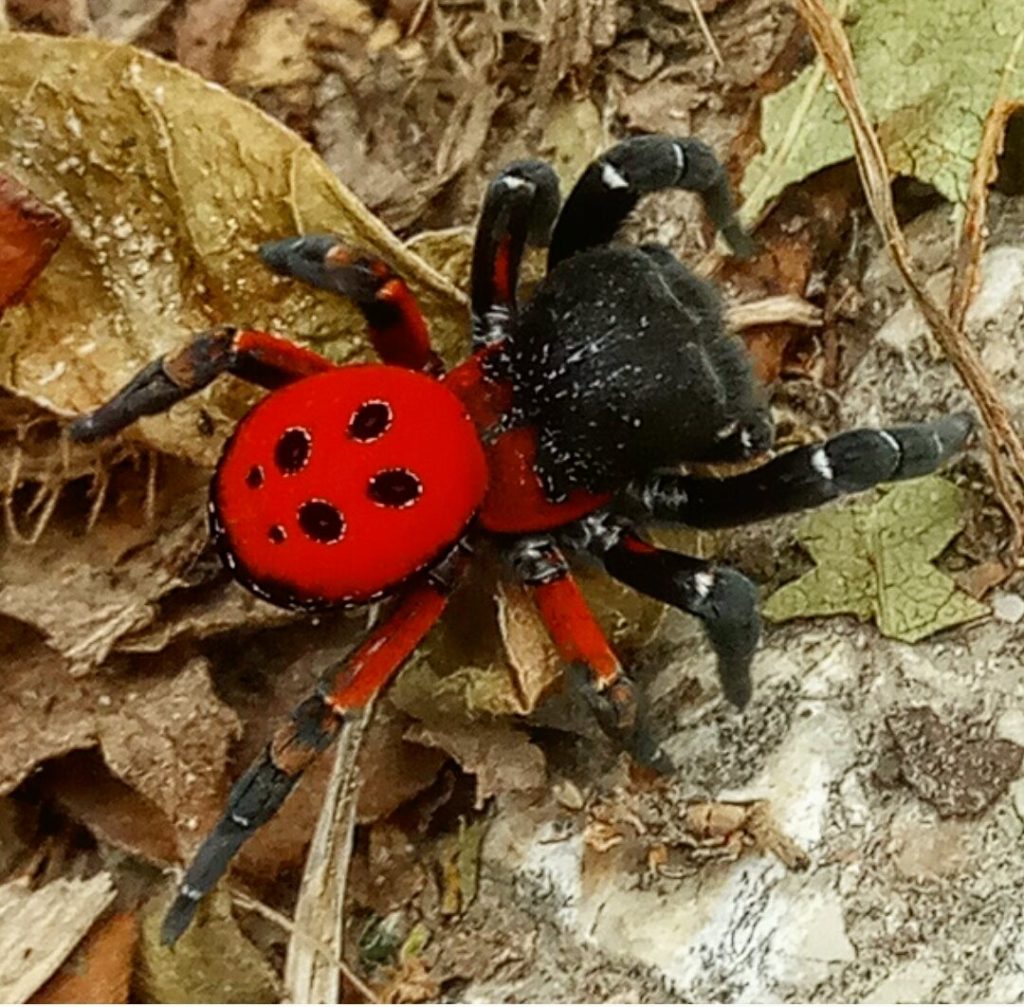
[0,34,465,466]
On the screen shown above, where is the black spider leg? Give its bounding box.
[69,326,336,442]
[470,160,560,348]
[627,412,975,529]
[547,135,754,269]
[638,242,774,463]
[161,549,466,946]
[507,534,672,772]
[561,513,760,709]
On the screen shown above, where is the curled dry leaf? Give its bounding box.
[0,487,208,672]
[0,173,68,309]
[0,625,240,858]
[405,721,546,807]
[0,34,463,468]
[0,873,115,1004]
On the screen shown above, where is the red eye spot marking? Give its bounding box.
[268,524,286,543]
[298,499,345,543]
[349,400,392,442]
[246,465,264,488]
[275,427,311,474]
[368,468,422,508]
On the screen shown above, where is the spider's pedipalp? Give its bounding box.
[547,135,752,268]
[260,236,441,374]
[630,412,975,529]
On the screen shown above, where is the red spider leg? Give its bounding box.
[70,325,336,442]
[259,236,442,374]
[509,535,670,771]
[161,551,465,947]
[470,160,560,348]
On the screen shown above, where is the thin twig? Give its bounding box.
[283,705,373,1003]
[949,29,1024,331]
[793,0,1024,556]
[727,294,823,331]
[685,0,724,68]
[229,889,379,1003]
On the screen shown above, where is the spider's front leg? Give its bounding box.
[161,551,465,946]
[70,326,337,441]
[548,134,753,268]
[508,535,671,772]
[629,412,974,529]
[563,515,760,710]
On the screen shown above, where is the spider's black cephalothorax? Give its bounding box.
[68,133,973,945]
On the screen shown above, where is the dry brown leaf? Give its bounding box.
[0,874,115,1003]
[0,175,68,310]
[38,750,179,865]
[31,912,138,1005]
[227,6,320,91]
[0,489,208,672]
[0,625,240,857]
[136,887,279,1003]
[495,581,563,716]
[90,0,176,42]
[356,704,448,824]
[175,0,249,78]
[405,721,545,807]
[0,35,463,468]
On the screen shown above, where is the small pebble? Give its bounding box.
[992,591,1024,624]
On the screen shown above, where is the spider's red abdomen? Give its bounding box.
[212,364,487,608]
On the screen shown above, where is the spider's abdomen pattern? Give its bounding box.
[211,365,487,608]
[506,247,767,497]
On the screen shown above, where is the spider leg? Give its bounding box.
[160,551,464,946]
[629,412,974,529]
[260,236,442,373]
[69,326,336,442]
[563,515,759,710]
[548,135,753,268]
[508,535,671,771]
[470,160,560,348]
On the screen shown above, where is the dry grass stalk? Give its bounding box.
[794,0,1024,556]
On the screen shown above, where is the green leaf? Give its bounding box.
[763,477,988,642]
[742,0,1024,221]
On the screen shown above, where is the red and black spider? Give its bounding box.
[70,135,971,944]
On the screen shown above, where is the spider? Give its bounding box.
[70,135,971,945]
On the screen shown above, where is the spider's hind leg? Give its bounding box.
[630,412,975,529]
[565,515,760,710]
[508,534,672,772]
[161,554,464,946]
